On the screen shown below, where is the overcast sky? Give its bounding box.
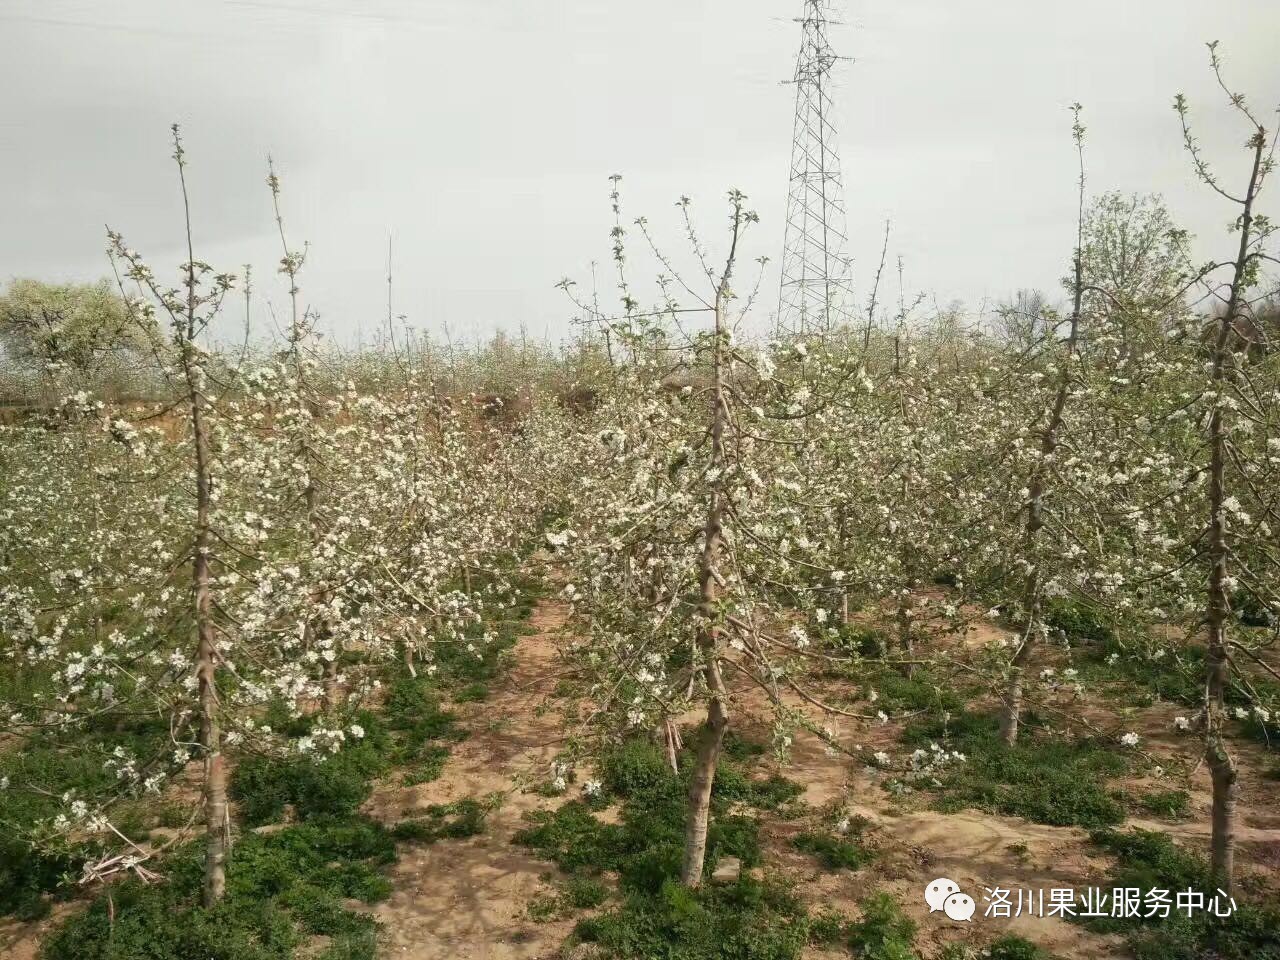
[2,0,1278,348]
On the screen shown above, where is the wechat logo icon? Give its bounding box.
[925,878,975,921]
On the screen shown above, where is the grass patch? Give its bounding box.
[527,893,561,922]
[1079,828,1280,960]
[516,735,817,959]
[829,625,888,660]
[720,731,768,762]
[401,745,451,786]
[847,890,918,960]
[572,876,813,960]
[515,795,762,893]
[900,711,1130,828]
[525,872,611,922]
[807,908,850,945]
[389,797,493,844]
[939,936,1055,960]
[0,838,84,921]
[867,665,965,713]
[817,659,966,714]
[987,935,1056,959]
[1132,788,1190,820]
[381,675,466,761]
[1043,599,1115,646]
[230,684,465,827]
[1078,634,1280,746]
[792,830,873,871]
[429,611,522,685]
[518,737,801,891]
[713,767,804,812]
[231,744,386,827]
[40,815,395,960]
[563,872,610,909]
[452,681,490,703]
[0,725,173,918]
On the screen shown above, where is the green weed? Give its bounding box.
[39,815,395,960]
[938,936,1055,960]
[518,737,797,892]
[847,890,918,960]
[453,681,490,703]
[901,711,1129,828]
[1133,788,1190,819]
[401,745,451,786]
[573,876,811,960]
[390,797,492,843]
[1080,828,1280,960]
[791,830,873,871]
[1043,600,1115,646]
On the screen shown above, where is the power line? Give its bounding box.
[0,13,197,41]
[218,0,443,28]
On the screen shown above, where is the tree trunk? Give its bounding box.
[196,615,228,907]
[188,354,227,908]
[837,505,851,625]
[1202,130,1263,890]
[323,657,340,710]
[1206,393,1237,887]
[1207,729,1237,887]
[896,590,914,678]
[681,257,734,888]
[999,644,1028,745]
[681,686,728,886]
[998,115,1088,746]
[168,131,229,907]
[1000,252,1083,745]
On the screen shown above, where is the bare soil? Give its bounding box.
[4,587,1277,960]
[364,596,581,960]
[359,592,1137,960]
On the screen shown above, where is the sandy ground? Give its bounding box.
[765,715,1128,960]
[4,587,1277,960]
[365,596,581,960]
[360,592,1134,960]
[0,905,73,960]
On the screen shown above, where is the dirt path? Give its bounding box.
[0,596,581,960]
[365,595,579,960]
[745,702,1128,960]
[6,589,1275,960]
[0,905,72,960]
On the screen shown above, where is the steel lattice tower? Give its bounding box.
[778,0,854,335]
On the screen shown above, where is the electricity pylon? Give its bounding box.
[778,0,855,335]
